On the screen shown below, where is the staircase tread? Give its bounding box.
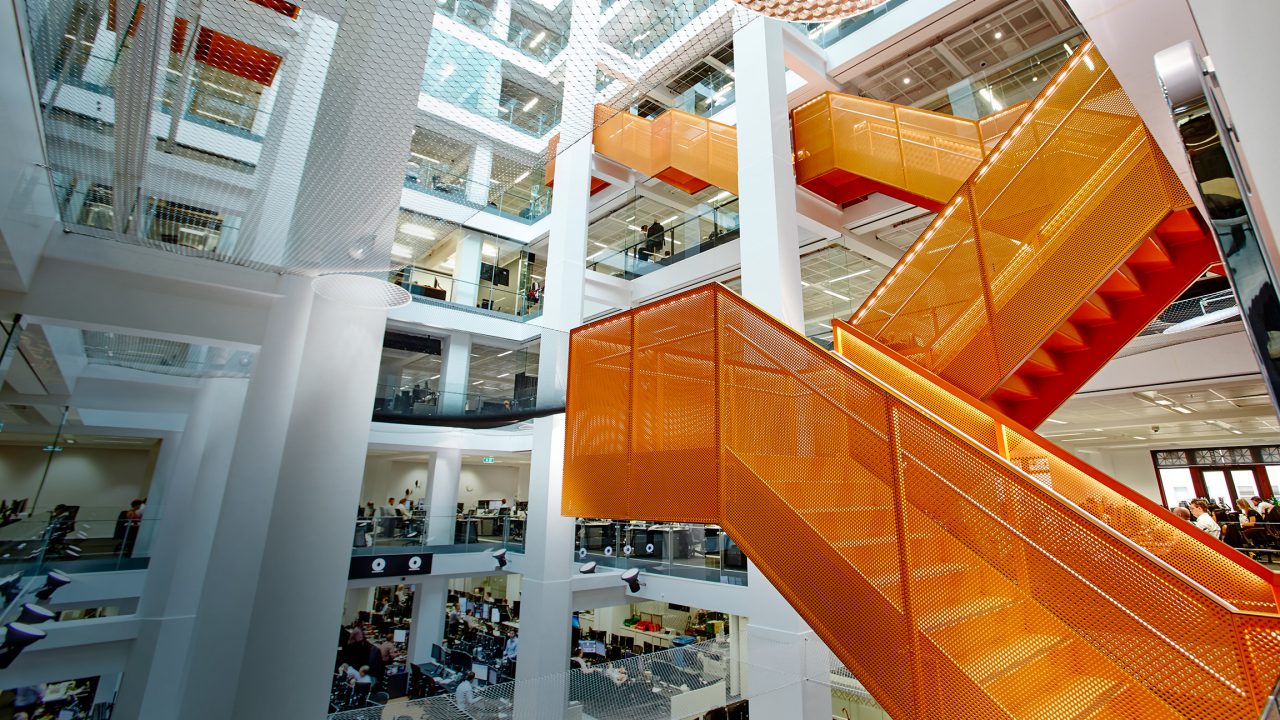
[867,562,971,588]
[1020,675,1123,720]
[919,595,1019,631]
[967,633,1072,685]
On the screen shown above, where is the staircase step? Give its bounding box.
[1017,348,1062,377]
[1042,320,1088,352]
[1069,293,1114,326]
[867,562,971,590]
[1153,208,1204,245]
[1096,265,1143,298]
[1125,236,1174,270]
[965,633,1071,686]
[1021,675,1124,720]
[994,375,1036,401]
[918,595,1019,632]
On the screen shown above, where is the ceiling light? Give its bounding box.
[1044,418,1068,425]
[431,374,440,380]
[830,269,872,281]
[515,171,531,183]
[1131,436,1147,441]
[522,97,539,112]
[410,151,442,163]
[497,373,510,378]
[1231,430,1244,435]
[902,77,912,85]
[392,244,412,258]
[441,63,455,80]
[633,30,650,42]
[473,380,484,385]
[993,31,1003,39]
[483,245,497,257]
[1172,406,1194,414]
[529,30,546,48]
[1063,43,1074,55]
[822,289,850,301]
[662,215,678,224]
[400,223,435,239]
[1031,75,1038,82]
[1154,398,1174,405]
[498,350,513,356]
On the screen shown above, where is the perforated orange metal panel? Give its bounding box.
[564,284,1280,720]
[850,43,1200,406]
[792,91,992,210]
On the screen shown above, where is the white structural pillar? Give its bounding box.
[512,3,597,715]
[467,143,495,206]
[427,447,462,545]
[408,576,450,664]
[733,15,804,330]
[439,333,472,414]
[113,378,249,720]
[453,231,487,307]
[177,275,391,720]
[733,15,827,719]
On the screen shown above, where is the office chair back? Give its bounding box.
[370,691,389,706]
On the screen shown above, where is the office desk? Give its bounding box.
[455,517,478,544]
[475,515,501,537]
[578,522,614,551]
[384,668,409,698]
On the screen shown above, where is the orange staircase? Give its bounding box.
[845,43,1219,428]
[544,105,737,195]
[564,284,1280,720]
[562,43,1280,720]
[792,93,1025,211]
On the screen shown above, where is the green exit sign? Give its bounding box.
[482,456,496,464]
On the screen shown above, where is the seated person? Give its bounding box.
[351,666,376,689]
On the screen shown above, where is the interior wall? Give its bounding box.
[457,463,528,510]
[0,444,158,516]
[1075,448,1162,504]
[361,456,432,507]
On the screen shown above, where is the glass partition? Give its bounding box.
[573,520,748,585]
[586,189,739,280]
[802,0,910,49]
[351,512,525,555]
[420,32,562,136]
[609,0,717,59]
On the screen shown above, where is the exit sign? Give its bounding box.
[482,456,496,464]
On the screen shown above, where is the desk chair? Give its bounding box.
[370,691,389,706]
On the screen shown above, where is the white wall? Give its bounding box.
[0,444,158,517]
[457,463,528,511]
[360,456,432,507]
[1073,448,1163,505]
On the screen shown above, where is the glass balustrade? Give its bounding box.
[393,266,546,320]
[586,192,739,280]
[403,167,551,223]
[615,0,718,59]
[435,0,568,63]
[573,520,748,585]
[801,0,910,49]
[351,512,525,555]
[929,34,1082,119]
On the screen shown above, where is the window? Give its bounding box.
[1157,468,1196,508]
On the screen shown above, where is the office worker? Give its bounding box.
[503,631,518,661]
[570,647,585,670]
[1190,499,1222,539]
[351,666,376,688]
[455,671,478,710]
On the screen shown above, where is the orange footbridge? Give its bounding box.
[563,42,1280,719]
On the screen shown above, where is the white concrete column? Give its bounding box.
[439,333,472,413]
[237,13,339,268]
[80,12,116,86]
[733,15,804,331]
[743,564,831,719]
[427,447,461,545]
[408,576,449,664]
[128,429,181,557]
[113,378,249,720]
[491,0,512,41]
[177,275,390,720]
[467,143,495,205]
[453,231,487,306]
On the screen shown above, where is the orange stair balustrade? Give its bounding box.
[563,284,1280,720]
[846,42,1219,430]
[791,90,1028,211]
[544,105,737,195]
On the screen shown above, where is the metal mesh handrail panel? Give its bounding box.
[831,319,1280,615]
[564,284,1280,719]
[850,42,1202,402]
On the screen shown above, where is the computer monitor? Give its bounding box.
[459,598,469,613]
[457,502,465,514]
[490,607,501,624]
[487,667,501,685]
[431,644,445,663]
[394,629,408,643]
[571,613,580,630]
[488,500,503,510]
[578,640,603,656]
[472,662,490,683]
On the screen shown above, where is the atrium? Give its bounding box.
[1,0,1279,718]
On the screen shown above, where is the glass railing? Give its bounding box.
[373,385,541,419]
[802,0,911,49]
[424,85,561,136]
[351,512,525,555]
[435,0,569,63]
[633,77,736,120]
[392,266,545,320]
[328,638,770,720]
[1,508,158,580]
[615,0,717,59]
[403,168,551,223]
[586,194,739,279]
[1262,672,1280,720]
[160,75,272,140]
[1140,288,1238,336]
[573,520,748,585]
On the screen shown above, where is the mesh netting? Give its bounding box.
[26,0,765,276]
